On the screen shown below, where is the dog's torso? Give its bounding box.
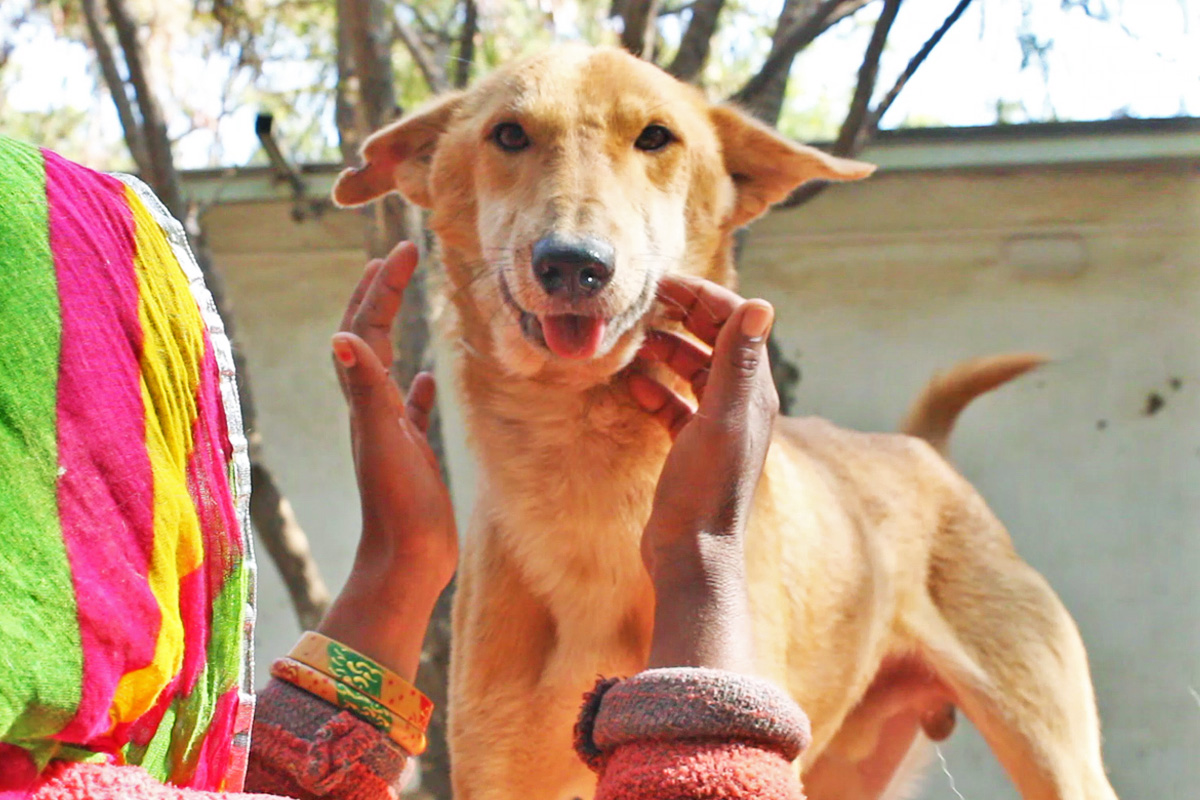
[448,369,971,798]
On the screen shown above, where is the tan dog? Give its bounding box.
[334,45,1118,800]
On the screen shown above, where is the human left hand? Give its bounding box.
[317,241,457,681]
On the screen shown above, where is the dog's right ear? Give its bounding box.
[332,92,465,209]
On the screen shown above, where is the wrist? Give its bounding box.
[643,525,744,588]
[647,584,755,672]
[357,518,458,590]
[645,536,755,673]
[317,560,448,683]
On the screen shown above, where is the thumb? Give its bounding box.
[332,332,404,414]
[699,299,775,422]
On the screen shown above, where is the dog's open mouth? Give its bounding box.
[502,274,611,360]
[500,267,658,363]
[519,311,608,360]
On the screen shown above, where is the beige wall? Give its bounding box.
[203,154,1198,798]
[739,160,1199,798]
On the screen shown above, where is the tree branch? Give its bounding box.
[780,0,983,212]
[393,11,449,94]
[666,0,725,81]
[408,3,450,42]
[81,0,150,173]
[453,0,477,89]
[658,1,697,14]
[867,0,975,131]
[735,0,810,123]
[730,0,871,111]
[249,459,331,630]
[105,0,181,216]
[780,0,900,209]
[832,0,902,157]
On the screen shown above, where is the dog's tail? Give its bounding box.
[901,353,1048,454]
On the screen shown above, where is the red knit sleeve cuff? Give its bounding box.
[574,668,810,800]
[588,739,803,800]
[244,679,412,800]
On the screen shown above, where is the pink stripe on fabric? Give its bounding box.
[44,150,161,747]
[177,337,242,696]
[0,743,38,797]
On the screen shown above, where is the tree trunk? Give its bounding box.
[612,0,661,59]
[98,0,331,630]
[337,3,454,796]
[454,0,477,89]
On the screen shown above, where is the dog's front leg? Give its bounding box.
[448,525,598,800]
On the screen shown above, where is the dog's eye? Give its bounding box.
[634,124,674,152]
[492,123,530,153]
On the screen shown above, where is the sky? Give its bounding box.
[1,0,1197,170]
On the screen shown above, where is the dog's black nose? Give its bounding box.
[531,234,614,299]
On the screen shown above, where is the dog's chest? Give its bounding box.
[476,393,666,649]
[495,441,657,601]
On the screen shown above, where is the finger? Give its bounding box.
[335,261,384,398]
[638,329,712,400]
[332,332,405,414]
[406,372,437,434]
[351,240,419,368]
[339,259,384,332]
[628,371,695,440]
[656,274,746,347]
[699,299,776,424]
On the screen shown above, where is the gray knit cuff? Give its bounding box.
[590,668,811,761]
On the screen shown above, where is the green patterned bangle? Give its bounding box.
[289,632,433,732]
[271,657,427,755]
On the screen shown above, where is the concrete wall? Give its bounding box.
[203,150,1198,798]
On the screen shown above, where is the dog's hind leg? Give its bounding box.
[919,506,1119,800]
[801,658,955,800]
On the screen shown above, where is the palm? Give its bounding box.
[332,242,458,583]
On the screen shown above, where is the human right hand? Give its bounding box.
[628,274,778,672]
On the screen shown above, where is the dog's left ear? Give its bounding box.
[709,105,875,227]
[333,92,465,209]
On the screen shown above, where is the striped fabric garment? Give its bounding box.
[0,137,255,796]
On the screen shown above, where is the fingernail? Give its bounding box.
[332,338,355,366]
[741,303,773,340]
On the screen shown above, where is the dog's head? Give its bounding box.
[334,45,872,382]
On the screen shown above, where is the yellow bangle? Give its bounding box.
[270,657,428,756]
[288,632,433,731]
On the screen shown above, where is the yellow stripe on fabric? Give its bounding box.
[110,187,207,727]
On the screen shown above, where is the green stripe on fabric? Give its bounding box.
[173,566,248,781]
[123,703,177,778]
[0,136,84,747]
[127,564,247,783]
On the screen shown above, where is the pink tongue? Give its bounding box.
[541,315,607,360]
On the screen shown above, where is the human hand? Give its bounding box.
[317,241,457,681]
[628,274,778,671]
